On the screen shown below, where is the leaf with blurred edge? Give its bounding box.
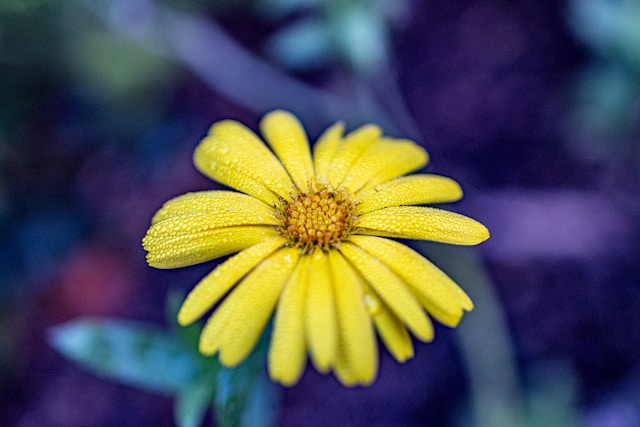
[48,318,202,394]
[48,291,278,427]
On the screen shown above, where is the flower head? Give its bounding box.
[143,110,489,386]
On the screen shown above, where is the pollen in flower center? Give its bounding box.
[276,183,358,252]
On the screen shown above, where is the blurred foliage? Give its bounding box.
[567,0,640,158]
[257,0,408,75]
[159,0,250,13]
[59,2,181,133]
[63,28,175,104]
[523,361,578,427]
[0,0,45,15]
[0,129,7,219]
[0,0,182,298]
[0,0,180,138]
[0,1,59,127]
[570,0,640,71]
[48,292,278,427]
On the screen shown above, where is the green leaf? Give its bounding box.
[175,371,217,427]
[215,365,255,427]
[48,318,199,394]
[239,370,279,427]
[213,334,279,427]
[166,289,202,347]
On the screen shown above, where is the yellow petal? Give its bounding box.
[356,138,429,194]
[334,346,358,386]
[305,249,337,372]
[147,209,278,241]
[194,120,293,203]
[339,242,434,342]
[196,161,280,205]
[217,247,300,367]
[199,283,240,355]
[326,124,382,187]
[356,175,463,215]
[415,293,466,328]
[363,290,414,362]
[143,225,280,268]
[313,121,345,183]
[260,110,314,193]
[350,235,472,327]
[329,250,377,386]
[356,206,490,245]
[339,139,427,193]
[177,237,287,326]
[151,191,274,224]
[268,255,310,386]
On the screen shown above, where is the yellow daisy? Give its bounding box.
[143,110,489,387]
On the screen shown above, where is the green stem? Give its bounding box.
[418,243,526,427]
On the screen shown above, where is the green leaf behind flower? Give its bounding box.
[48,318,200,394]
[48,315,278,427]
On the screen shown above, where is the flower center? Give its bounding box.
[276,182,358,252]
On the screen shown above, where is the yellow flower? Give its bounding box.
[143,110,489,386]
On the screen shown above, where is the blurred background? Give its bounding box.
[1,0,639,426]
